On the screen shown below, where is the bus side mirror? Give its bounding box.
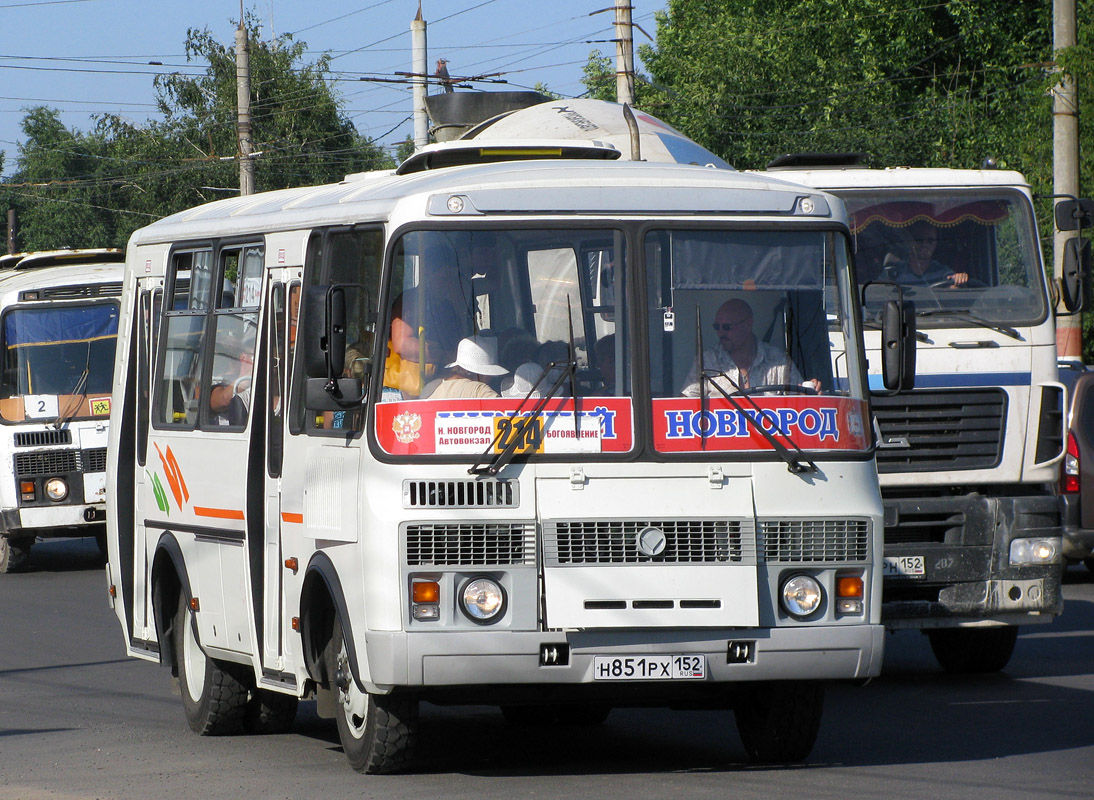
[1059,236,1091,314]
[303,285,347,381]
[882,299,916,391]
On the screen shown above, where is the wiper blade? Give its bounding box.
[53,342,92,430]
[469,300,581,477]
[467,356,576,476]
[862,318,930,343]
[701,370,818,474]
[915,308,1020,339]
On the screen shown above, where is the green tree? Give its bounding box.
[3,20,393,250]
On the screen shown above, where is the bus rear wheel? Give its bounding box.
[326,618,417,774]
[0,536,32,574]
[734,681,824,763]
[926,626,1018,673]
[174,600,248,735]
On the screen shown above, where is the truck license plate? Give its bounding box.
[593,655,706,680]
[883,555,925,578]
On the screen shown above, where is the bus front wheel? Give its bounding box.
[734,681,823,763]
[0,536,32,573]
[326,617,417,774]
[174,600,248,735]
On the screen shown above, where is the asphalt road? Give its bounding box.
[2,538,1093,800]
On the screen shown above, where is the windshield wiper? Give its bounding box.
[53,342,92,430]
[915,308,1021,340]
[469,302,581,477]
[862,317,931,343]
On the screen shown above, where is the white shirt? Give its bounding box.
[681,339,803,397]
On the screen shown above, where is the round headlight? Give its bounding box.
[44,477,68,502]
[781,574,823,618]
[460,577,505,623]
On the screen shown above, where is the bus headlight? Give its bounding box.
[459,577,506,623]
[44,477,68,502]
[780,574,824,619]
[1009,537,1059,565]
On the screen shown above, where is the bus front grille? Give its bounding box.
[404,522,536,566]
[81,448,108,473]
[759,518,870,562]
[15,450,79,477]
[403,479,518,509]
[543,519,753,565]
[14,430,72,447]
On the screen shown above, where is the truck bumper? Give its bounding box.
[880,492,1063,629]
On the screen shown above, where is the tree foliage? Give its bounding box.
[2,20,393,250]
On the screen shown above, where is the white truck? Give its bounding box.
[764,156,1069,672]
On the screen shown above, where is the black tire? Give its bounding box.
[927,626,1019,674]
[734,682,824,763]
[245,689,298,734]
[326,617,417,774]
[175,600,249,735]
[0,536,33,574]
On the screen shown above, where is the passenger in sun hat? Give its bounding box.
[420,335,508,399]
[501,361,544,399]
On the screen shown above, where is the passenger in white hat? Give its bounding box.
[420,335,507,399]
[501,361,544,399]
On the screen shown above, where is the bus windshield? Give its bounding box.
[373,226,868,460]
[839,189,1047,327]
[0,301,119,421]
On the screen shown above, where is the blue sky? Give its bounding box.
[0,0,666,172]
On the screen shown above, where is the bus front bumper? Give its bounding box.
[359,623,884,693]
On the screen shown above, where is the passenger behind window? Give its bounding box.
[501,361,544,399]
[384,246,473,399]
[420,335,507,399]
[681,298,820,397]
[594,333,616,394]
[208,333,255,426]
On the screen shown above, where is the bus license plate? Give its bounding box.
[593,655,706,681]
[883,555,925,578]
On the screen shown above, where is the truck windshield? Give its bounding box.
[374,228,633,458]
[644,228,870,456]
[840,189,1047,326]
[0,301,119,421]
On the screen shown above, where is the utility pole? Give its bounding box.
[614,2,635,106]
[236,7,255,196]
[1053,0,1080,357]
[6,210,16,255]
[412,3,429,151]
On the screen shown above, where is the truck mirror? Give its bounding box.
[303,284,347,381]
[1059,237,1091,314]
[882,298,916,391]
[1055,198,1094,232]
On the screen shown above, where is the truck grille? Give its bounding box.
[872,388,1006,473]
[759,518,870,562]
[543,519,753,565]
[404,522,536,566]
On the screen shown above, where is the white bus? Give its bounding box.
[106,153,906,772]
[0,249,123,573]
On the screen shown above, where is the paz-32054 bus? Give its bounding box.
[0,249,123,572]
[106,152,907,772]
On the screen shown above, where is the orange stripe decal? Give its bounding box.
[193,506,245,520]
[281,512,304,524]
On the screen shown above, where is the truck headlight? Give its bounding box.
[780,574,824,619]
[1009,537,1059,565]
[44,477,68,501]
[459,577,505,623]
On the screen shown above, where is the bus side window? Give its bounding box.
[154,250,211,428]
[202,245,261,430]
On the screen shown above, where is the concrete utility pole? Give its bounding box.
[412,3,429,150]
[614,2,635,106]
[6,210,16,255]
[1053,0,1080,357]
[236,9,255,196]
